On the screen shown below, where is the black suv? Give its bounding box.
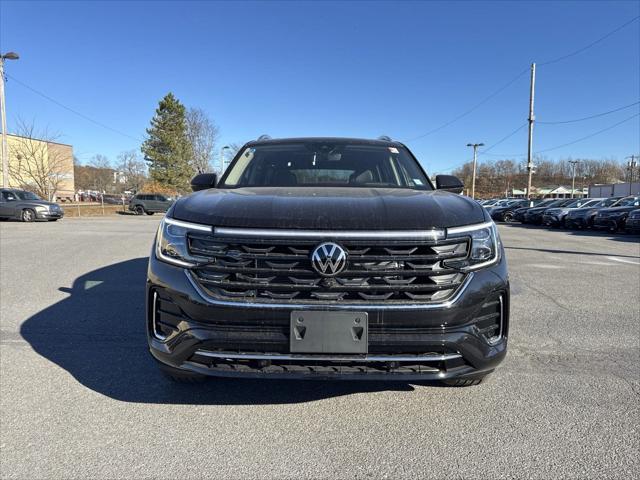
[128,193,174,215]
[147,137,509,386]
[592,196,640,232]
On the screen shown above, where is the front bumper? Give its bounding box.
[625,218,640,232]
[36,210,64,220]
[565,216,587,228]
[147,249,510,381]
[593,217,621,230]
[523,212,543,224]
[542,213,564,226]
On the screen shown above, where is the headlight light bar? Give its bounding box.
[156,217,212,267]
[446,221,500,271]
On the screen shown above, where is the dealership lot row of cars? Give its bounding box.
[480,195,640,233]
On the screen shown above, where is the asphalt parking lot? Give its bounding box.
[1,216,638,479]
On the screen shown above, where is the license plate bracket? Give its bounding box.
[290,311,368,354]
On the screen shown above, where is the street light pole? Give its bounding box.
[219,145,230,175]
[568,160,580,198]
[626,155,638,195]
[466,143,484,199]
[526,62,536,200]
[0,52,20,188]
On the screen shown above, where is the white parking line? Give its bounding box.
[606,256,640,266]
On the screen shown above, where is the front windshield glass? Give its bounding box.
[616,196,640,207]
[15,190,41,201]
[220,142,432,190]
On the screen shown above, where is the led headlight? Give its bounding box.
[155,217,211,267]
[445,221,500,271]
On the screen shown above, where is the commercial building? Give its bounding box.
[5,133,75,200]
[588,182,640,198]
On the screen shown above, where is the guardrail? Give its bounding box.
[60,202,129,217]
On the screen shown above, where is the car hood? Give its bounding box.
[597,206,637,214]
[18,200,58,208]
[171,187,487,229]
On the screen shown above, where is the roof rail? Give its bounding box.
[256,134,272,141]
[377,135,393,142]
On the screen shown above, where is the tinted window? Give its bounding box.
[15,191,41,200]
[220,142,432,190]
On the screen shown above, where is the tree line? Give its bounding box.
[451,156,633,198]
[75,94,226,195]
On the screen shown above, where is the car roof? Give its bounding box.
[244,137,404,148]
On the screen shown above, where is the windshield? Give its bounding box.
[15,190,42,201]
[219,142,432,190]
[564,198,593,208]
[593,198,620,208]
[616,196,640,207]
[579,199,600,208]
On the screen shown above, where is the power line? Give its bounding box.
[6,73,144,142]
[538,15,640,66]
[402,67,529,143]
[534,112,639,154]
[537,101,640,124]
[479,123,528,155]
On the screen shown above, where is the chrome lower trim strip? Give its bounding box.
[213,227,445,240]
[151,291,168,341]
[184,269,474,311]
[194,351,462,362]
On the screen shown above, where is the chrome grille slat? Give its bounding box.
[188,234,469,304]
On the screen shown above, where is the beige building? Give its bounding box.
[5,133,75,200]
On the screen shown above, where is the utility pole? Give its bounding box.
[568,160,580,198]
[0,52,20,188]
[626,155,638,195]
[466,142,484,199]
[526,62,536,199]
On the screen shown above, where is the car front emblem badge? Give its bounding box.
[311,242,347,276]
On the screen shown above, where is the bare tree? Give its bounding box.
[8,119,71,201]
[88,154,113,193]
[116,150,147,193]
[185,107,220,173]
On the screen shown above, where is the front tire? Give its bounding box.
[135,205,145,216]
[21,209,36,222]
[503,212,514,223]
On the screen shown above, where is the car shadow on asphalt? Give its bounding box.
[20,258,438,405]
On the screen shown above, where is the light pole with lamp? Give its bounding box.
[568,160,580,198]
[1,51,20,188]
[219,145,230,175]
[466,143,484,199]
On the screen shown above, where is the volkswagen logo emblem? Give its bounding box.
[311,242,347,276]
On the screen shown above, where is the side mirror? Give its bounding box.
[435,175,464,194]
[191,173,217,192]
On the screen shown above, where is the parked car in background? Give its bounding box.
[128,193,174,215]
[489,199,533,222]
[522,198,576,224]
[624,209,640,234]
[592,196,640,232]
[541,198,601,228]
[0,188,64,222]
[564,197,623,229]
[512,198,557,222]
[623,209,640,234]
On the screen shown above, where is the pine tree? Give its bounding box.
[141,93,194,192]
